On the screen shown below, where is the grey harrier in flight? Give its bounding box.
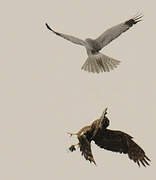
[46,14,142,73]
[68,108,150,167]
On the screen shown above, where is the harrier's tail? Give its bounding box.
[81,53,120,73]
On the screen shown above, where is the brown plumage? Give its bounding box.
[68,108,150,167]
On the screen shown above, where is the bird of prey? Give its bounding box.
[46,14,143,73]
[68,108,150,167]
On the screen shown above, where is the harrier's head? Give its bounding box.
[85,38,101,52]
[85,38,93,44]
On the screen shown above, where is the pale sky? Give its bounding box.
[1,0,156,179]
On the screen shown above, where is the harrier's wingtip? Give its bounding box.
[125,13,143,27]
[45,23,53,31]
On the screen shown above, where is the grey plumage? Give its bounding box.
[46,14,143,73]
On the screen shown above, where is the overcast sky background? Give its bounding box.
[1,0,156,179]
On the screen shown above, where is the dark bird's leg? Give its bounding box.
[68,132,79,152]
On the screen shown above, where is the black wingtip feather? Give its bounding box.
[45,23,60,35]
[125,14,143,27]
[45,23,53,31]
[145,155,151,162]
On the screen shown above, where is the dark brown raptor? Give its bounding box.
[68,108,150,167]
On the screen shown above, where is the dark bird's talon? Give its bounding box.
[69,145,76,152]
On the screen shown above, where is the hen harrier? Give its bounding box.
[46,14,142,73]
[68,108,150,167]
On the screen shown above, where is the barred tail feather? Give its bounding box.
[81,53,120,73]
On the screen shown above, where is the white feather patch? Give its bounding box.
[81,53,120,73]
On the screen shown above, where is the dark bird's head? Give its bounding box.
[102,116,110,129]
[99,108,110,129]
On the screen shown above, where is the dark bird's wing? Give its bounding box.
[78,134,96,165]
[95,14,143,49]
[45,23,88,47]
[127,139,150,167]
[93,129,150,167]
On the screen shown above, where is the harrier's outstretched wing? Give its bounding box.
[45,23,88,46]
[96,14,143,49]
[93,129,150,167]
